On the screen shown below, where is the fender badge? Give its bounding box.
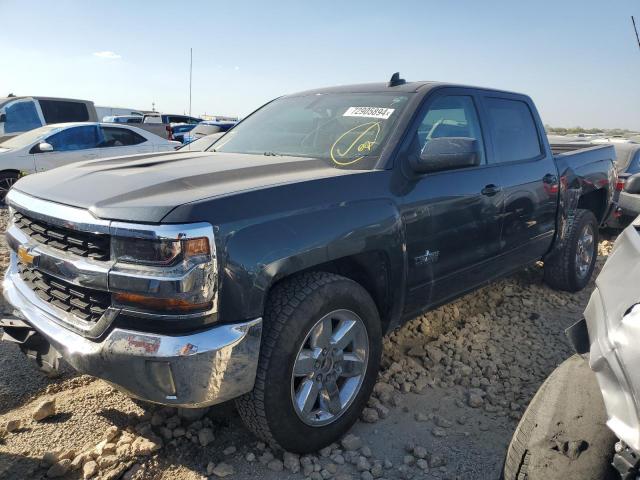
[415,250,440,266]
[18,245,37,266]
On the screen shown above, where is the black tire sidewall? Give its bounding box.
[262,278,382,453]
[567,211,598,291]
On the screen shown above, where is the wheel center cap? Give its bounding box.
[320,356,334,373]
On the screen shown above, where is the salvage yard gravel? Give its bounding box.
[0,203,615,480]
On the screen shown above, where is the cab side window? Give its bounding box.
[413,95,485,165]
[46,126,99,151]
[4,100,43,133]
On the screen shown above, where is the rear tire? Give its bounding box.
[236,272,382,453]
[503,355,616,480]
[544,209,598,292]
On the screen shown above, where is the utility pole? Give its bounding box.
[189,48,193,117]
[633,16,640,51]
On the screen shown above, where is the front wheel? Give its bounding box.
[544,209,598,292]
[0,171,19,205]
[236,272,382,453]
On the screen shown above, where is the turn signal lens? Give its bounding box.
[114,292,211,313]
[184,237,210,257]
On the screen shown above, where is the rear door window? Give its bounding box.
[46,125,99,151]
[39,100,90,123]
[99,127,147,147]
[168,116,188,124]
[3,100,43,133]
[484,98,542,163]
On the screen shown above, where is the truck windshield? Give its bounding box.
[212,93,411,167]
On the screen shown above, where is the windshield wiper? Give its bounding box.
[263,152,282,157]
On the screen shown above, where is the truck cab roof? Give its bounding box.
[287,80,527,98]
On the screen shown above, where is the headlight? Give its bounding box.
[109,223,217,318]
[112,236,210,266]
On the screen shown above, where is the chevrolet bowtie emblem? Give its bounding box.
[17,245,37,266]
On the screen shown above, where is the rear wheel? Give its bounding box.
[0,171,19,205]
[544,209,598,292]
[236,272,382,453]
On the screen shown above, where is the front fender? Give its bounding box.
[217,199,405,324]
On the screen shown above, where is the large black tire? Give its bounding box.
[235,272,382,453]
[544,209,598,292]
[0,171,19,205]
[503,355,616,480]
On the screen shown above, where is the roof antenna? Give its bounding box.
[388,72,406,87]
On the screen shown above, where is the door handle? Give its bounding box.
[481,184,502,196]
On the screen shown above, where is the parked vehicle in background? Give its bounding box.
[183,120,236,144]
[138,113,203,140]
[169,123,197,143]
[0,96,98,142]
[503,219,640,480]
[102,115,143,124]
[0,77,617,452]
[178,132,225,151]
[0,122,179,201]
[95,106,144,122]
[549,135,640,229]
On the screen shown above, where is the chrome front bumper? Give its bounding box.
[3,269,262,408]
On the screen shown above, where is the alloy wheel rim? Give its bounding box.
[290,309,369,427]
[575,224,594,278]
[0,176,17,202]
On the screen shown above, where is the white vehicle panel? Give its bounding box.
[586,220,640,452]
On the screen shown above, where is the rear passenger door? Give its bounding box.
[479,95,559,263]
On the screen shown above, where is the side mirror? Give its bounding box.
[412,137,480,174]
[625,173,640,195]
[0,113,6,123]
[37,142,53,153]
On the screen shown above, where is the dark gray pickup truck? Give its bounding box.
[0,75,616,452]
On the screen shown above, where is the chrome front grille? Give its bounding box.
[17,260,110,323]
[13,210,110,261]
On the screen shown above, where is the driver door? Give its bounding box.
[33,125,100,172]
[398,89,505,315]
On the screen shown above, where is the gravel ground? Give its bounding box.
[0,205,616,480]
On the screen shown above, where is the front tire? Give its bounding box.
[0,171,19,205]
[544,209,598,292]
[236,272,382,453]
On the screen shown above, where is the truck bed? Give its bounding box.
[552,143,616,173]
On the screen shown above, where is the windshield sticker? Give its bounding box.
[331,122,381,166]
[343,107,395,120]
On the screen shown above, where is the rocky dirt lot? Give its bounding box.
[0,206,616,480]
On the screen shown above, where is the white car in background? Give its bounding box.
[0,122,179,201]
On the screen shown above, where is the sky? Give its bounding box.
[1,0,640,129]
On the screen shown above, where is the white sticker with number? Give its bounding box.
[343,107,395,120]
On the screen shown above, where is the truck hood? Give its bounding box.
[12,151,360,222]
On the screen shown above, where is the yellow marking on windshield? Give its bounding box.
[358,141,375,152]
[331,122,381,166]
